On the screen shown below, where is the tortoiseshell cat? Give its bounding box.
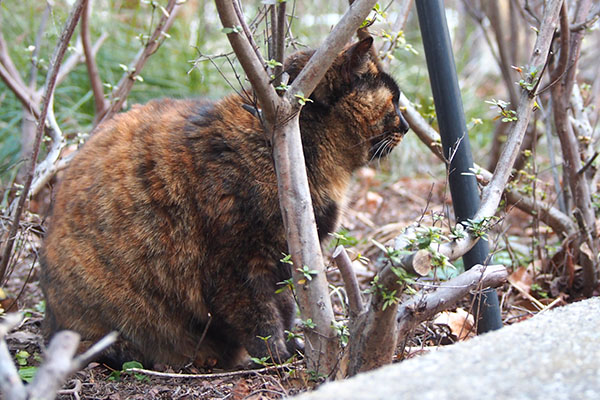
[40,37,409,369]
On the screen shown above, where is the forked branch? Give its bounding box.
[0,0,88,284]
[0,313,117,400]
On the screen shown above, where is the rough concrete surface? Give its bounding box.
[295,297,600,400]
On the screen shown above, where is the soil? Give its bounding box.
[1,166,573,399]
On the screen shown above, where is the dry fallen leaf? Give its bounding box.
[365,191,383,213]
[508,265,535,293]
[433,308,475,340]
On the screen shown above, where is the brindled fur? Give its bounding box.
[40,37,409,369]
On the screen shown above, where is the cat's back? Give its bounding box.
[40,96,278,365]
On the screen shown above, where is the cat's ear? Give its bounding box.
[341,36,374,82]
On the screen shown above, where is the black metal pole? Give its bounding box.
[415,0,503,332]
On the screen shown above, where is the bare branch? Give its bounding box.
[510,0,541,26]
[0,32,28,92]
[271,112,338,375]
[286,0,378,101]
[0,63,40,119]
[81,0,108,120]
[548,3,570,86]
[27,3,51,89]
[54,32,109,89]
[570,2,600,31]
[347,263,508,376]
[26,331,81,400]
[30,94,65,198]
[232,0,264,66]
[395,264,508,341]
[216,0,278,124]
[332,246,364,318]
[550,0,597,296]
[477,0,563,221]
[0,0,87,284]
[0,314,26,400]
[98,0,181,126]
[74,331,118,366]
[272,1,286,89]
[399,92,575,237]
[1,313,116,400]
[483,1,518,105]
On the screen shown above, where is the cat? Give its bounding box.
[40,36,409,369]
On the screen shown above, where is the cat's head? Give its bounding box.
[285,36,410,162]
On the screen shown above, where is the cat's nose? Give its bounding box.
[398,111,409,134]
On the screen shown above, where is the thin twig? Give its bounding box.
[81,0,108,121]
[545,3,570,89]
[395,264,508,341]
[54,32,109,89]
[570,3,600,31]
[0,63,41,119]
[272,1,286,89]
[0,314,25,400]
[399,91,575,237]
[0,32,29,93]
[286,0,378,102]
[483,0,518,105]
[0,0,87,284]
[74,331,118,367]
[332,246,364,318]
[578,152,599,175]
[127,360,303,380]
[98,0,181,126]
[57,379,82,400]
[28,3,51,89]
[477,0,563,221]
[233,0,264,69]
[216,0,279,124]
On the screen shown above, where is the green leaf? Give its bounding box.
[18,366,38,383]
[221,26,241,34]
[302,318,316,329]
[280,253,293,265]
[16,350,30,366]
[266,59,283,68]
[123,360,149,382]
[122,360,144,370]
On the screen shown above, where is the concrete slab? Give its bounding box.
[294,297,600,400]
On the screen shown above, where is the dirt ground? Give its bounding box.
[1,166,575,399]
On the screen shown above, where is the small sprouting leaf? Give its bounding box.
[266,59,283,68]
[302,318,316,329]
[250,356,271,366]
[18,366,38,383]
[108,370,122,381]
[298,265,318,281]
[280,253,293,265]
[294,93,313,106]
[221,26,242,34]
[16,350,30,366]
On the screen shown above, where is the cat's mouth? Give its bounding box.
[368,131,406,161]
